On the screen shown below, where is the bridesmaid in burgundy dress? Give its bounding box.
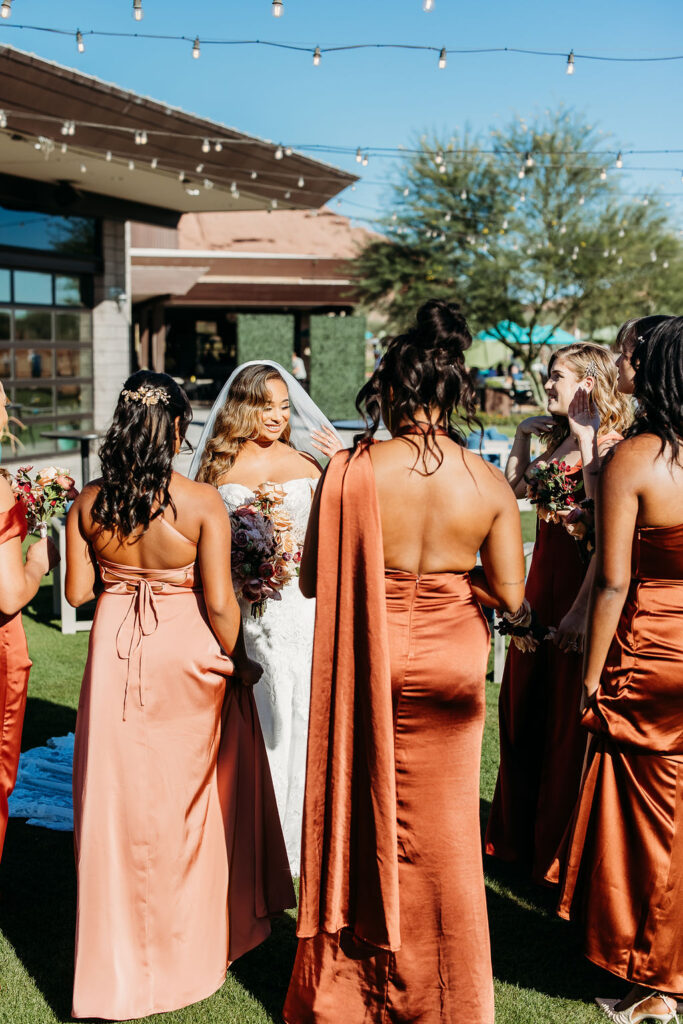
[0,381,58,861]
[556,318,683,1023]
[485,344,631,883]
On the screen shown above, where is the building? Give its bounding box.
[0,44,355,479]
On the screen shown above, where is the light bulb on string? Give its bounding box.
[271,198,278,208]
[355,147,362,163]
[128,160,135,171]
[285,146,293,156]
[233,189,240,199]
[80,164,87,174]
[251,171,258,180]
[274,145,284,160]
[524,151,534,168]
[151,157,158,169]
[520,192,526,202]
[663,260,669,269]
[201,138,211,154]
[438,48,447,70]
[502,219,508,229]
[518,167,525,180]
[204,178,214,190]
[214,141,223,153]
[272,0,283,16]
[650,250,657,262]
[133,0,143,20]
[196,163,204,173]
[566,51,575,75]
[403,187,409,197]
[60,143,68,154]
[615,151,623,168]
[313,46,321,67]
[599,167,607,181]
[76,30,85,54]
[618,227,625,237]
[1,0,12,19]
[362,154,369,166]
[298,176,305,188]
[192,36,200,59]
[105,150,112,162]
[578,195,585,205]
[460,189,467,200]
[0,110,6,129]
[423,0,434,10]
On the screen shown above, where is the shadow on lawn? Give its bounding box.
[230,911,298,1018]
[0,820,76,1020]
[20,697,77,753]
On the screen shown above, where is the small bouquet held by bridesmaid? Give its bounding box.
[495,599,550,654]
[12,465,79,537]
[525,460,581,523]
[229,483,302,618]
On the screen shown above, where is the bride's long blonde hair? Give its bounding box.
[196,364,292,486]
[541,342,632,451]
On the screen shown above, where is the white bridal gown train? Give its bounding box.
[219,477,316,875]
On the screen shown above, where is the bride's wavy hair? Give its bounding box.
[196,364,292,486]
[92,370,192,535]
[540,342,632,452]
[628,315,683,463]
[355,299,480,474]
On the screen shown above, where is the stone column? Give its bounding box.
[92,220,132,432]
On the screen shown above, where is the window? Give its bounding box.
[0,268,93,458]
[0,207,97,258]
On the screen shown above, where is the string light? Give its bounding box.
[76,30,85,54]
[214,141,223,152]
[271,198,278,208]
[201,138,210,153]
[460,189,467,200]
[133,0,143,21]
[423,0,434,10]
[251,170,258,179]
[195,162,204,173]
[285,145,293,156]
[0,0,11,19]
[105,149,112,161]
[204,178,214,189]
[272,0,283,16]
[566,50,575,75]
[524,151,534,168]
[134,130,148,145]
[128,159,135,170]
[438,47,447,70]
[599,167,607,181]
[518,166,526,180]
[79,163,87,173]
[150,156,158,168]
[356,147,362,163]
[362,154,369,166]
[284,190,291,198]
[615,151,623,168]
[313,46,321,66]
[0,110,6,129]
[298,175,305,187]
[274,144,284,160]
[60,143,68,154]
[192,36,200,59]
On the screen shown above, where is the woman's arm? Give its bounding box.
[299,474,324,600]
[0,477,58,615]
[473,476,526,613]
[65,488,99,607]
[505,416,555,497]
[582,444,639,698]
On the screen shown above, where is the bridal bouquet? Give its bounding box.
[229,483,302,618]
[525,460,582,524]
[12,465,79,537]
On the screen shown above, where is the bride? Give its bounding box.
[190,361,341,874]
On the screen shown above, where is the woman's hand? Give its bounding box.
[553,603,587,654]
[233,656,263,688]
[516,415,555,438]
[310,425,343,459]
[26,537,60,576]
[568,386,600,448]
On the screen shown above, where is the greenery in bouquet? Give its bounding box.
[229,483,301,618]
[13,465,79,537]
[525,460,582,524]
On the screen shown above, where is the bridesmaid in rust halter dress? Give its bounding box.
[485,343,631,883]
[66,371,294,1021]
[0,382,59,861]
[284,301,526,1024]
[556,318,683,1024]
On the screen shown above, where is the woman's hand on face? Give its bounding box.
[553,604,586,654]
[516,415,555,438]
[310,425,343,458]
[568,385,600,447]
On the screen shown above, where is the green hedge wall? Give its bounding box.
[309,315,366,420]
[236,313,294,368]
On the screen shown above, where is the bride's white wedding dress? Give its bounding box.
[219,477,316,875]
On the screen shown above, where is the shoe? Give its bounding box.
[596,993,679,1024]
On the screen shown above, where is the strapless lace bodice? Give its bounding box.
[218,477,317,548]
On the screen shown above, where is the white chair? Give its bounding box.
[50,518,94,635]
[492,540,535,683]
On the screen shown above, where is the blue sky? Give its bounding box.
[2,0,683,227]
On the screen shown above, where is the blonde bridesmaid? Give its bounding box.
[66,371,294,1021]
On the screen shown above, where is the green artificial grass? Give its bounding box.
[0,571,613,1024]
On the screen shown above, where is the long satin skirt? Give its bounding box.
[284,571,494,1024]
[0,610,31,860]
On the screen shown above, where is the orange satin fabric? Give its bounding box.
[285,447,494,1024]
[0,502,31,861]
[485,465,589,883]
[555,523,683,993]
[72,555,294,1021]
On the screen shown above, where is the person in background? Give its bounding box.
[292,351,307,384]
[0,381,59,862]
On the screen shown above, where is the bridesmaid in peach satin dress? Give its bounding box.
[66,372,294,1021]
[0,383,59,861]
[284,301,526,1024]
[554,320,683,1024]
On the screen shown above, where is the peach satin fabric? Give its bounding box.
[555,523,683,993]
[72,546,294,1020]
[284,447,494,1023]
[0,502,31,861]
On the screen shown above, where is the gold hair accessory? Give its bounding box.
[121,384,170,406]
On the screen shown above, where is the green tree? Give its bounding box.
[353,109,683,404]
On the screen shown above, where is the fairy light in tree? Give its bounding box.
[650,250,657,262]
[1,0,12,19]
[313,46,321,66]
[192,36,200,59]
[76,30,85,54]
[519,192,526,202]
[618,227,625,237]
[518,166,526,180]
[663,260,669,269]
[599,167,607,181]
[566,51,575,75]
[133,0,143,21]
[615,151,623,168]
[524,151,534,168]
[460,189,467,200]
[438,48,447,70]
[578,195,585,205]
[403,186,409,196]
[201,138,211,153]
[272,0,283,16]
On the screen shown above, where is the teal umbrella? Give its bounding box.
[477,320,578,347]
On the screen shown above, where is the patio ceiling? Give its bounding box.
[0,45,357,221]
